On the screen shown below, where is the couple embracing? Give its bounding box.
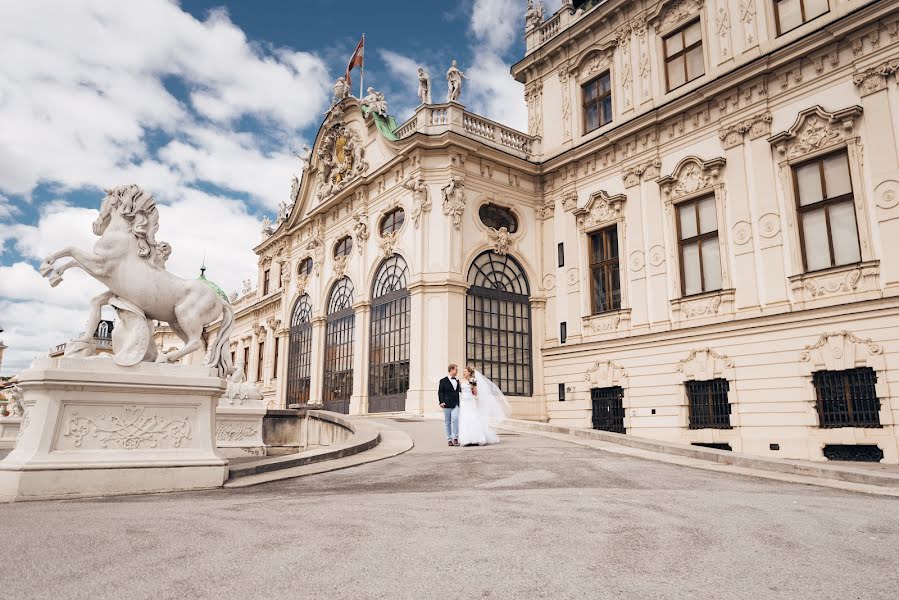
[438,363,510,447]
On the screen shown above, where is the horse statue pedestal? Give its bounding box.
[0,357,228,503]
[0,416,21,450]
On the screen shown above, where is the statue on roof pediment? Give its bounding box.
[315,107,368,201]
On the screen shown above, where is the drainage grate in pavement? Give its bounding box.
[389,418,425,423]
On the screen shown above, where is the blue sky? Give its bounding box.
[0,0,560,374]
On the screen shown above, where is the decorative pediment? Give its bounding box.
[573,46,614,79]
[650,0,704,33]
[799,330,883,371]
[574,190,627,230]
[657,156,725,200]
[676,348,734,380]
[584,360,628,388]
[313,106,369,202]
[768,105,863,159]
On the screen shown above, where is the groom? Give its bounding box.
[438,363,461,447]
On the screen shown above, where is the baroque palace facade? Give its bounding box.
[159,0,899,463]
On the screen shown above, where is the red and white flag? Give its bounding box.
[345,36,364,88]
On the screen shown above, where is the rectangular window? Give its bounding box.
[558,383,566,402]
[591,386,626,433]
[775,0,829,36]
[257,341,265,382]
[686,379,732,429]
[793,150,860,272]
[263,269,270,295]
[560,322,567,344]
[582,72,613,133]
[272,337,280,380]
[589,225,621,314]
[664,19,704,91]
[558,242,565,268]
[813,368,881,428]
[676,195,722,296]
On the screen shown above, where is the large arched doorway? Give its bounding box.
[286,294,312,406]
[323,277,355,414]
[466,251,533,397]
[368,255,410,413]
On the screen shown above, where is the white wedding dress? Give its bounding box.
[457,371,510,446]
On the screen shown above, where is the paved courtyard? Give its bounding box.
[1,419,898,600]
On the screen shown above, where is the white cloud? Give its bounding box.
[0,194,17,221]
[377,49,435,121]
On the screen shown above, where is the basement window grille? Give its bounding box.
[813,368,881,428]
[686,379,732,429]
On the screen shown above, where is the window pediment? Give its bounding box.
[657,156,726,201]
[574,191,627,230]
[768,105,863,159]
[650,0,704,33]
[572,46,615,81]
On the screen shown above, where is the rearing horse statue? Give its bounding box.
[39,185,234,377]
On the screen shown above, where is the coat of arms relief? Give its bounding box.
[315,107,368,201]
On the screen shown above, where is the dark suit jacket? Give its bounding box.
[438,376,461,409]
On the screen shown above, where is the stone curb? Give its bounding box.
[227,412,381,480]
[503,419,899,490]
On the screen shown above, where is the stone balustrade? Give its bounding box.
[395,103,538,159]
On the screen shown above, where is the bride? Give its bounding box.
[457,366,511,446]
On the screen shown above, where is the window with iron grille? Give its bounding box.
[466,251,533,397]
[774,0,829,36]
[287,294,312,406]
[664,19,704,91]
[478,203,518,233]
[582,72,612,133]
[380,208,405,236]
[589,225,621,313]
[368,255,410,413]
[792,150,860,272]
[591,387,625,433]
[813,368,881,428]
[334,236,353,258]
[676,195,722,296]
[323,277,355,414]
[686,379,732,429]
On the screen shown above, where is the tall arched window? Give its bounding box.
[286,294,313,406]
[323,277,355,414]
[369,255,410,413]
[466,251,532,396]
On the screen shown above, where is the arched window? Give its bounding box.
[466,251,532,396]
[286,294,313,406]
[323,277,355,414]
[298,257,313,277]
[334,236,353,258]
[369,255,410,413]
[478,203,519,233]
[380,208,405,236]
[96,321,110,339]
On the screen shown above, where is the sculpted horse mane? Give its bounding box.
[100,185,167,264]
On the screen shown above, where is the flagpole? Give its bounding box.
[359,33,365,99]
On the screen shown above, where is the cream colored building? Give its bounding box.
[161,0,899,463]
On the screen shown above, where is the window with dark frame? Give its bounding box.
[676,195,722,296]
[558,383,566,402]
[465,251,533,397]
[298,257,314,277]
[792,150,860,272]
[334,236,353,258]
[286,294,313,406]
[257,341,265,382]
[380,208,406,236]
[272,337,280,380]
[663,19,704,91]
[262,269,270,295]
[774,0,829,36]
[243,347,249,374]
[368,255,411,413]
[323,277,355,414]
[478,203,519,233]
[582,72,613,133]
[591,387,626,433]
[813,368,882,428]
[560,322,567,344]
[686,379,732,429]
[589,225,621,314]
[557,243,565,268]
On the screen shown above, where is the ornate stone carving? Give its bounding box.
[732,221,751,245]
[307,237,325,276]
[559,67,572,139]
[657,156,726,200]
[561,190,578,212]
[333,254,350,279]
[216,423,259,442]
[677,348,733,379]
[716,4,731,59]
[352,212,369,245]
[525,79,543,137]
[655,0,704,32]
[648,245,666,267]
[403,176,432,229]
[2,385,23,417]
[719,112,771,149]
[417,67,432,105]
[526,0,545,30]
[223,362,263,405]
[332,76,350,104]
[315,107,368,200]
[360,87,388,117]
[587,310,631,335]
[487,227,513,256]
[63,406,191,450]
[683,294,722,318]
[617,26,634,110]
[768,105,863,158]
[629,250,646,272]
[575,191,626,229]
[622,158,661,187]
[295,274,310,297]
[585,359,627,387]
[804,268,862,298]
[800,331,883,365]
[758,213,781,238]
[582,49,613,78]
[739,0,757,46]
[441,176,466,230]
[446,60,466,103]
[542,274,556,291]
[853,60,899,96]
[378,231,400,257]
[874,180,899,210]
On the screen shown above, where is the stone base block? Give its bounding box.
[216,404,267,458]
[0,357,228,502]
[0,416,22,450]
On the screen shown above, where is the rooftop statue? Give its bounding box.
[417,67,432,105]
[38,185,235,377]
[332,76,351,104]
[360,86,388,117]
[526,0,545,30]
[446,60,467,103]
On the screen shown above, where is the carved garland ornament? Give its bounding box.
[852,60,899,97]
[799,330,883,363]
[63,406,191,450]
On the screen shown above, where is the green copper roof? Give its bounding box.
[199,268,230,304]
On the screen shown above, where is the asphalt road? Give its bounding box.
[1,419,898,600]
